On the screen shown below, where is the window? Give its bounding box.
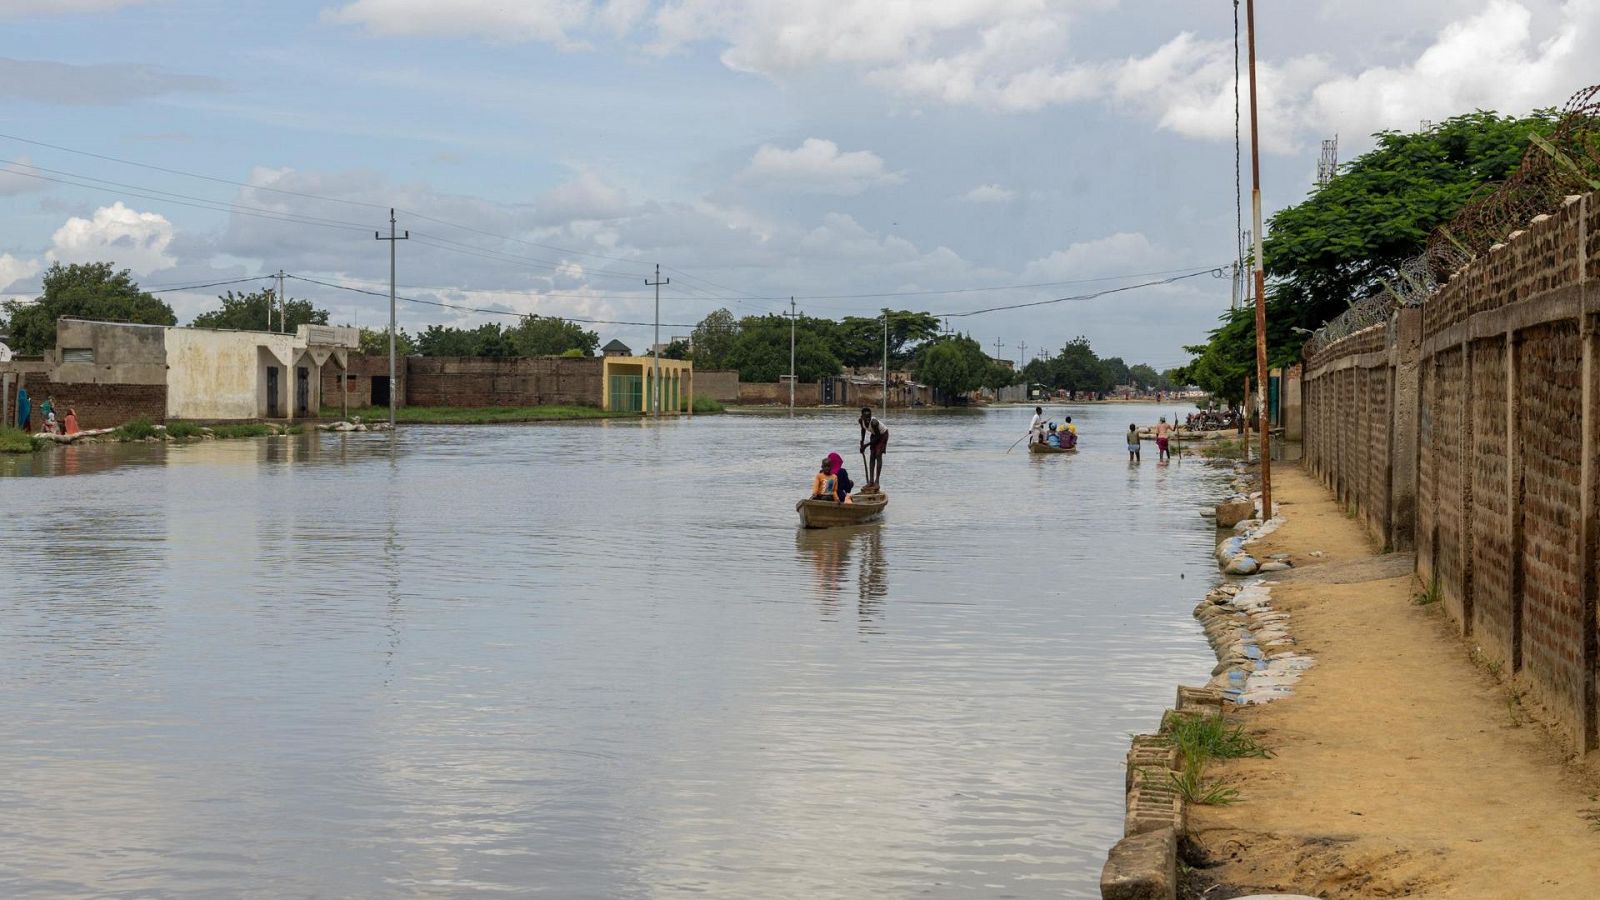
[62,348,95,365]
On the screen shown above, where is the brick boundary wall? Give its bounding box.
[403,356,603,408]
[1302,192,1600,755]
[18,376,167,429]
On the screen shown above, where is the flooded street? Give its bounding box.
[1,404,1224,899]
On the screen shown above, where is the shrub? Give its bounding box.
[0,426,38,453]
[114,418,159,441]
[210,424,273,439]
[692,395,726,413]
[165,422,203,439]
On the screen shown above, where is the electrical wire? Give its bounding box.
[934,269,1222,318]
[285,274,701,328]
[148,275,279,294]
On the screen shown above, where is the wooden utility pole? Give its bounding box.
[1245,0,1273,515]
[374,209,408,429]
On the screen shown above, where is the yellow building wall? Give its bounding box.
[164,329,291,420]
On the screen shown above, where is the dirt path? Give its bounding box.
[1186,464,1600,899]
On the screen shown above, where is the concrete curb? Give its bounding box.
[1100,826,1176,900]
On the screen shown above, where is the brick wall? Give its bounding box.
[404,356,603,407]
[1302,191,1600,754]
[695,370,741,402]
[321,354,406,410]
[19,376,166,429]
[739,381,821,406]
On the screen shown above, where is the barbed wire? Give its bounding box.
[1308,82,1600,356]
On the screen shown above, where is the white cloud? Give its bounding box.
[0,156,49,196]
[962,183,1016,203]
[0,253,40,292]
[1021,232,1164,282]
[535,171,632,223]
[47,202,176,275]
[0,0,150,15]
[740,138,903,195]
[323,0,637,46]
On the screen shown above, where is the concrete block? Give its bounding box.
[1101,826,1176,900]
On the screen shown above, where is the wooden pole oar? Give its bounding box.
[1005,431,1029,454]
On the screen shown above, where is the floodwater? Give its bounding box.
[0,404,1225,899]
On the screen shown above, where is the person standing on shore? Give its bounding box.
[41,395,55,433]
[1127,423,1141,462]
[63,407,79,435]
[858,407,888,489]
[15,386,29,432]
[1154,416,1172,461]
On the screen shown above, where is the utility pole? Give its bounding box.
[1245,0,1272,517]
[646,264,669,418]
[993,338,1005,361]
[1017,340,1028,369]
[375,208,408,429]
[784,297,796,416]
[881,308,890,417]
[276,269,286,332]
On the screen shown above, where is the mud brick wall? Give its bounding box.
[738,380,821,406]
[1303,191,1600,754]
[18,376,166,428]
[694,370,740,402]
[403,356,604,407]
[1469,337,1514,666]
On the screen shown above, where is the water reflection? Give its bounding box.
[795,525,888,629]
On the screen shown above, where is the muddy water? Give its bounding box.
[0,404,1222,899]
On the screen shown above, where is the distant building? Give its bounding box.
[601,339,632,357]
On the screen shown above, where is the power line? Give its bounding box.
[285,273,701,328]
[934,269,1221,318]
[148,275,279,294]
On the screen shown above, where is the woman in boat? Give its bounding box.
[826,452,854,503]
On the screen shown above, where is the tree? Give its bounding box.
[1127,364,1160,391]
[689,308,738,370]
[414,323,515,357]
[191,288,329,333]
[2,261,175,354]
[725,319,841,383]
[1053,336,1112,396]
[832,310,940,368]
[913,334,990,403]
[1159,368,1187,390]
[508,315,598,357]
[662,338,691,360]
[1099,355,1131,388]
[358,326,415,356]
[1182,111,1557,388]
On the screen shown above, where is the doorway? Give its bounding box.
[296,366,310,417]
[371,375,391,408]
[266,366,280,418]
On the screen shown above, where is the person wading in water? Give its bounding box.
[858,406,888,489]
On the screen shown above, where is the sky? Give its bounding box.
[1,0,1596,370]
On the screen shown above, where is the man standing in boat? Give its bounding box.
[858,406,888,489]
[1028,406,1045,446]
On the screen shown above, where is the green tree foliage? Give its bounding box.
[724,314,842,382]
[507,315,598,357]
[1053,336,1114,395]
[1183,111,1557,396]
[191,289,329,333]
[1128,363,1160,390]
[1099,356,1131,387]
[358,326,415,356]
[912,334,994,402]
[689,308,738,369]
[662,338,691,360]
[2,262,175,354]
[415,322,516,357]
[833,310,941,367]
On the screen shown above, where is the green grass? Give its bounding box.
[0,426,39,453]
[1163,713,1272,763]
[209,423,274,439]
[320,404,636,424]
[692,395,726,413]
[113,417,160,441]
[164,422,204,439]
[1198,436,1245,458]
[1412,574,1442,606]
[1166,759,1241,806]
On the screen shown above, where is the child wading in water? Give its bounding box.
[1127,424,1141,462]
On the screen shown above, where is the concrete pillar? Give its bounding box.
[1389,306,1423,551]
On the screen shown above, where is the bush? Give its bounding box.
[114,418,159,441]
[210,424,273,439]
[0,426,38,453]
[165,422,203,439]
[692,395,726,413]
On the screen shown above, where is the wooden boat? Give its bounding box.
[796,489,889,528]
[1029,440,1078,454]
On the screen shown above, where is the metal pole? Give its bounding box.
[1246,0,1272,516]
[375,208,408,430]
[788,296,796,416]
[277,269,286,334]
[646,264,669,418]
